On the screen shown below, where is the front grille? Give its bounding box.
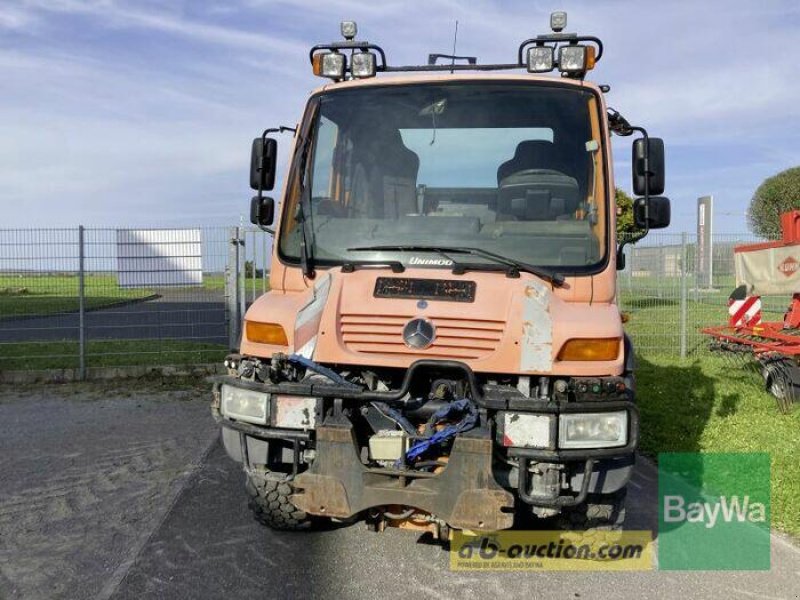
[339,313,505,360]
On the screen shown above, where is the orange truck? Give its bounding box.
[212,13,670,538]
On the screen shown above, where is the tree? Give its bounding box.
[244,260,263,279]
[615,187,640,241]
[747,166,800,238]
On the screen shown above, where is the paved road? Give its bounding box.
[0,288,227,345]
[1,384,799,600]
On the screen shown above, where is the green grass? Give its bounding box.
[636,353,800,536]
[0,273,267,318]
[202,274,226,291]
[0,274,154,317]
[620,283,794,357]
[622,287,800,535]
[0,339,227,370]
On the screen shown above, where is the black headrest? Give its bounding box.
[355,127,419,171]
[497,140,570,183]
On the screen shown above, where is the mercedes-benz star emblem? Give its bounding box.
[402,318,436,349]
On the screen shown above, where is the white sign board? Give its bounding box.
[696,196,713,288]
[116,229,203,288]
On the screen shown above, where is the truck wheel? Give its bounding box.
[245,468,314,531]
[557,489,627,531]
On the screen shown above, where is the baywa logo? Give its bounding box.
[658,452,771,570]
[663,494,767,529]
[408,256,454,266]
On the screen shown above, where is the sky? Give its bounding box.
[1,0,798,233]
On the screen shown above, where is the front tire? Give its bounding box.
[245,468,315,531]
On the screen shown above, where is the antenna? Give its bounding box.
[450,20,459,73]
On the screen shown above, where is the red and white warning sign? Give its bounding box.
[728,294,762,327]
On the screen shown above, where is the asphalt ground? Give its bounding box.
[0,289,227,344]
[1,383,799,600]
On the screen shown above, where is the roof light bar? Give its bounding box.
[308,16,603,80]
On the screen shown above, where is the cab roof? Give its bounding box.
[313,72,601,96]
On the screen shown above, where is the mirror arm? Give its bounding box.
[256,125,297,202]
[616,125,651,264]
[257,224,275,235]
[253,125,295,232]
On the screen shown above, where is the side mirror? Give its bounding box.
[632,137,665,196]
[250,196,275,227]
[250,137,277,191]
[634,196,671,229]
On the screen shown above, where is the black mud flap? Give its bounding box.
[290,422,515,531]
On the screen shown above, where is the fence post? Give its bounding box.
[226,227,244,350]
[680,232,688,359]
[238,227,246,327]
[78,225,87,380]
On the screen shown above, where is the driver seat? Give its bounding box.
[351,129,419,219]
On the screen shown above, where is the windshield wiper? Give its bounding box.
[347,245,566,287]
[294,113,318,278]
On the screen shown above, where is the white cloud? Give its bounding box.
[20,0,307,53]
[0,0,797,232]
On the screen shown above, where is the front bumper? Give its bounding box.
[290,417,515,531]
[212,364,638,522]
[506,399,638,507]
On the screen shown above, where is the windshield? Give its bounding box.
[279,82,608,272]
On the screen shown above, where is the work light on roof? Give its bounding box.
[351,51,376,78]
[527,46,554,73]
[550,11,567,33]
[312,51,346,79]
[558,44,594,75]
[340,20,357,40]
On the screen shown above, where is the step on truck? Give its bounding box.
[212,12,670,539]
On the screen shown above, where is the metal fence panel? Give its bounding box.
[618,231,774,357]
[0,228,82,371]
[0,226,272,377]
[0,225,779,376]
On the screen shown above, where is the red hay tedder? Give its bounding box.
[703,210,800,412]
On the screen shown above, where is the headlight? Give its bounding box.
[558,411,628,449]
[220,384,269,425]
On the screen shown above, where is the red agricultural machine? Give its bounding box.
[703,211,800,412]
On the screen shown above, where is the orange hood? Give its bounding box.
[241,267,623,377]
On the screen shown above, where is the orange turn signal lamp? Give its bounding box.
[245,321,288,346]
[557,337,620,361]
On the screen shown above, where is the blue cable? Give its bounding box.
[398,399,478,466]
[287,354,360,389]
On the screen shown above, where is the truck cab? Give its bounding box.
[213,14,670,538]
